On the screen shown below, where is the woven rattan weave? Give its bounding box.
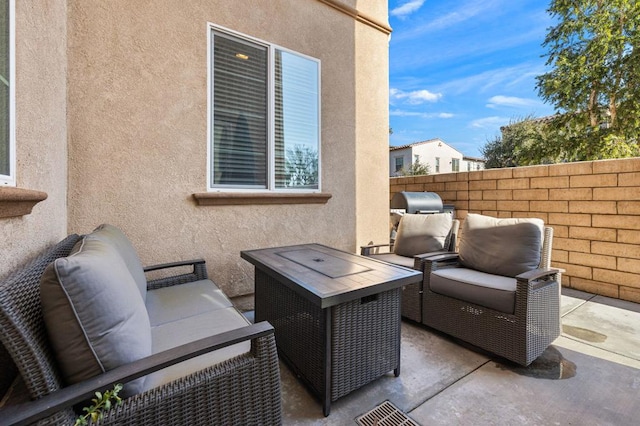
[0,235,282,425]
[243,243,421,417]
[421,226,561,366]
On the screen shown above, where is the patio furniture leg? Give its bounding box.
[323,308,332,417]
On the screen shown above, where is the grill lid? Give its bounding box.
[390,191,443,214]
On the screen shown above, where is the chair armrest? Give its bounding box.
[412,251,457,271]
[144,259,208,289]
[425,252,460,264]
[360,243,392,256]
[143,258,206,273]
[0,322,275,426]
[516,267,564,282]
[413,251,456,261]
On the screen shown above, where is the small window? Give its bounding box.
[0,0,14,186]
[395,156,404,172]
[209,27,320,191]
[452,158,460,172]
[435,157,440,173]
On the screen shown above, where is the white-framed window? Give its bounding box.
[0,0,14,186]
[435,157,440,173]
[208,25,321,191]
[452,158,460,172]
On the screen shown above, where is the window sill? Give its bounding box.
[0,187,48,218]
[193,192,332,206]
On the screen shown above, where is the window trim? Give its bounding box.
[206,23,321,193]
[0,0,15,187]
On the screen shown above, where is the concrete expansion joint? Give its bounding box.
[411,360,492,411]
[560,294,598,318]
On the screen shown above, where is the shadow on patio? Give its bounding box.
[270,288,640,425]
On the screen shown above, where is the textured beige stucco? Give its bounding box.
[66,0,390,297]
[355,8,390,247]
[0,1,68,280]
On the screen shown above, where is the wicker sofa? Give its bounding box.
[0,225,282,425]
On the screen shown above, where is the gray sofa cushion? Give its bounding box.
[459,214,544,277]
[89,224,148,301]
[146,279,233,326]
[144,307,251,390]
[40,237,152,396]
[430,267,517,314]
[393,213,453,257]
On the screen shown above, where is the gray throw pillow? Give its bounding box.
[393,213,453,257]
[89,224,148,301]
[458,213,544,277]
[41,237,152,396]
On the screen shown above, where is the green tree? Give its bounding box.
[536,0,640,161]
[398,160,430,176]
[481,116,560,168]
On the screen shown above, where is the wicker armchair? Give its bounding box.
[0,234,282,426]
[361,213,459,323]
[421,214,562,366]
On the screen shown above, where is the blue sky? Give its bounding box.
[388,0,557,157]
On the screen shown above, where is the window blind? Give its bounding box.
[212,33,267,187]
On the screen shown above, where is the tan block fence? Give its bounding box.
[390,157,640,303]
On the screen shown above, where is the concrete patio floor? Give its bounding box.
[276,288,640,425]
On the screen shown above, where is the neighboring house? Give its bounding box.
[463,156,487,172]
[389,138,485,176]
[0,0,391,299]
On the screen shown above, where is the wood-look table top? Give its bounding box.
[241,243,422,308]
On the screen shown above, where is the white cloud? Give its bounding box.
[434,63,547,96]
[470,116,509,129]
[394,0,503,41]
[390,109,454,119]
[390,88,442,105]
[390,0,426,18]
[486,95,541,109]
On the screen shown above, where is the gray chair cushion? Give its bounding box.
[89,224,148,301]
[430,267,517,314]
[144,307,251,390]
[40,237,152,396]
[459,214,544,278]
[146,279,233,327]
[393,213,453,257]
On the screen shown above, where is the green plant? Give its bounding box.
[398,160,430,176]
[75,383,123,425]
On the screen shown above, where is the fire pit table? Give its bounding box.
[241,244,422,416]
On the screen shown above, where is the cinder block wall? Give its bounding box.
[390,157,640,303]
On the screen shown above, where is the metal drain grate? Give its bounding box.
[356,401,420,426]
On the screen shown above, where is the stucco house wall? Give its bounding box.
[0,1,69,280]
[63,0,391,297]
